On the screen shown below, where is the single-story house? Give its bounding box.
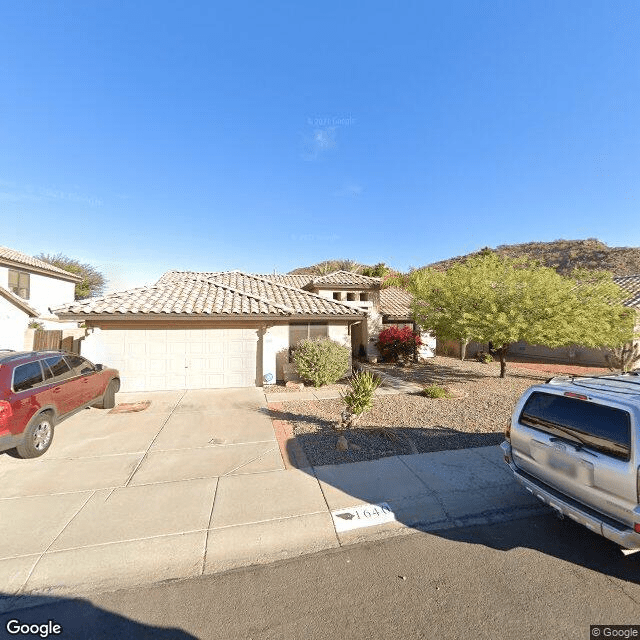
[0,246,81,351]
[54,270,432,392]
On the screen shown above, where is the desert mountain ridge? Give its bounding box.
[289,239,640,277]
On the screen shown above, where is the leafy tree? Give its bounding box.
[36,253,107,299]
[335,259,362,273]
[396,254,634,378]
[361,262,393,278]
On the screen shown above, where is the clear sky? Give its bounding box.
[1,1,638,293]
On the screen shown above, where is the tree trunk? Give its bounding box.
[460,339,468,361]
[498,344,508,378]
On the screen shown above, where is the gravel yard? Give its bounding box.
[273,356,563,466]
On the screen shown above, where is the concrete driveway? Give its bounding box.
[0,387,543,605]
[0,388,326,600]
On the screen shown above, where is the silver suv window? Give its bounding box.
[520,391,631,461]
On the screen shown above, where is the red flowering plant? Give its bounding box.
[376,326,422,363]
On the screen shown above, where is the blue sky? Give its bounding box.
[1,1,639,292]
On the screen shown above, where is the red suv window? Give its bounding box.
[13,361,44,392]
[43,355,72,381]
[65,355,95,376]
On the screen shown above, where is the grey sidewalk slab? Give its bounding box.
[314,456,431,510]
[399,448,514,493]
[129,443,282,485]
[312,390,341,400]
[24,532,205,596]
[49,478,217,551]
[211,469,327,527]
[205,512,338,574]
[151,409,276,450]
[0,492,93,559]
[0,454,143,499]
[0,556,40,599]
[438,482,541,519]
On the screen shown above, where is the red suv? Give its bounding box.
[0,351,120,459]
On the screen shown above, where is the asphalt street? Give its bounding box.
[2,512,640,640]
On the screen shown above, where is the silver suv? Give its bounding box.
[502,372,640,552]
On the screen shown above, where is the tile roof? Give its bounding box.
[253,273,315,288]
[379,287,414,320]
[0,246,82,281]
[0,285,39,317]
[614,275,640,309]
[158,271,317,289]
[307,270,382,287]
[54,271,366,318]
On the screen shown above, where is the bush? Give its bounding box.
[475,351,493,363]
[376,326,423,362]
[340,370,382,428]
[422,385,451,398]
[292,338,350,387]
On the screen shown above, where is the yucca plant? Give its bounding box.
[339,370,382,429]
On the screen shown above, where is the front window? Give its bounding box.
[289,323,329,359]
[8,269,30,299]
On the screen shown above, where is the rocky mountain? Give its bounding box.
[423,239,640,276]
[289,240,640,278]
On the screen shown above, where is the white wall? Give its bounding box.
[0,297,30,350]
[29,274,76,317]
[264,325,289,382]
[263,323,353,382]
[0,266,76,317]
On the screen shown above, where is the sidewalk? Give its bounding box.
[265,367,423,404]
[0,387,544,613]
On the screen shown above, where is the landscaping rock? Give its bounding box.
[285,381,305,390]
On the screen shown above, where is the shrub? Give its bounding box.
[28,321,44,330]
[475,351,493,363]
[340,370,382,428]
[376,326,422,362]
[292,338,350,387]
[422,385,451,398]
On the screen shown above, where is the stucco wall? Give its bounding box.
[263,322,353,382]
[0,266,75,317]
[264,325,289,382]
[0,297,30,350]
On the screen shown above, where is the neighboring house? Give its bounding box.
[0,246,81,351]
[53,270,433,392]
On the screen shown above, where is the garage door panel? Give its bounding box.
[90,327,259,391]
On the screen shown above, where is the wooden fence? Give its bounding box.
[32,330,81,354]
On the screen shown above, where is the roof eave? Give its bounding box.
[0,258,82,283]
[55,311,367,322]
[0,288,39,317]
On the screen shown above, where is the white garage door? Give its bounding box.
[90,328,259,392]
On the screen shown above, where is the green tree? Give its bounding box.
[396,254,634,378]
[361,262,393,278]
[36,253,107,299]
